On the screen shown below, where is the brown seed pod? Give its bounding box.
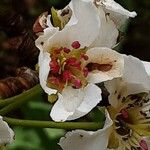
[0,67,39,99]
[0,6,39,68]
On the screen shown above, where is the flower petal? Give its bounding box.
[38,51,57,95]
[86,47,124,83]
[123,55,150,94]
[99,0,137,27]
[105,78,126,108]
[105,56,150,108]
[50,84,102,122]
[91,8,118,48]
[59,110,113,150]
[43,0,100,50]
[0,116,14,145]
[35,27,59,51]
[142,61,150,76]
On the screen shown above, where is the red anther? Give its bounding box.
[73,79,82,89]
[83,67,89,77]
[66,57,81,69]
[140,140,148,150]
[121,109,129,119]
[49,59,60,74]
[66,57,77,66]
[50,76,60,85]
[54,47,63,54]
[81,54,89,61]
[63,47,71,53]
[63,70,73,82]
[71,41,81,49]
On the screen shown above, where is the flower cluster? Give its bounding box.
[34,0,150,149]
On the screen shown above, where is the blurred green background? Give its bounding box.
[0,0,150,149]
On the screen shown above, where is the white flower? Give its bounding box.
[35,0,124,122]
[0,116,14,146]
[59,56,150,150]
[93,0,137,27]
[39,45,124,122]
[36,0,137,50]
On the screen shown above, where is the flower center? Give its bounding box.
[108,93,150,149]
[47,41,89,92]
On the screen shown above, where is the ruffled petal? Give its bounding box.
[38,51,57,95]
[50,84,102,122]
[105,56,150,108]
[0,116,14,145]
[59,110,113,150]
[86,47,124,83]
[43,0,100,50]
[123,55,150,94]
[97,0,137,27]
[142,61,150,76]
[35,27,59,51]
[105,78,125,108]
[91,8,118,48]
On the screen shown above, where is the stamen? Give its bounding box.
[83,67,89,77]
[63,47,71,53]
[66,57,81,69]
[50,76,60,85]
[49,59,60,74]
[121,109,129,119]
[73,79,82,89]
[63,70,73,82]
[140,140,148,150]
[71,41,81,49]
[81,54,89,61]
[48,43,88,91]
[54,47,63,54]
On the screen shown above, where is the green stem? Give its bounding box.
[4,117,103,131]
[0,85,43,115]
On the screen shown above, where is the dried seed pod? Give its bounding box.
[0,67,39,99]
[17,33,39,67]
[0,6,39,67]
[2,36,23,51]
[1,33,39,67]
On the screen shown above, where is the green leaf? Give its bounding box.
[51,7,61,28]
[90,107,106,123]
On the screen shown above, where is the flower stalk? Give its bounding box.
[4,117,103,131]
[0,85,43,115]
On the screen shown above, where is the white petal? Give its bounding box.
[123,55,150,94]
[105,56,150,108]
[62,3,78,28]
[38,51,57,95]
[105,78,127,108]
[50,84,102,122]
[142,61,150,76]
[100,0,137,27]
[0,116,14,145]
[91,8,118,48]
[86,47,124,83]
[35,27,59,51]
[44,0,100,50]
[59,110,113,150]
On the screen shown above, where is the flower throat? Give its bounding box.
[47,41,89,92]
